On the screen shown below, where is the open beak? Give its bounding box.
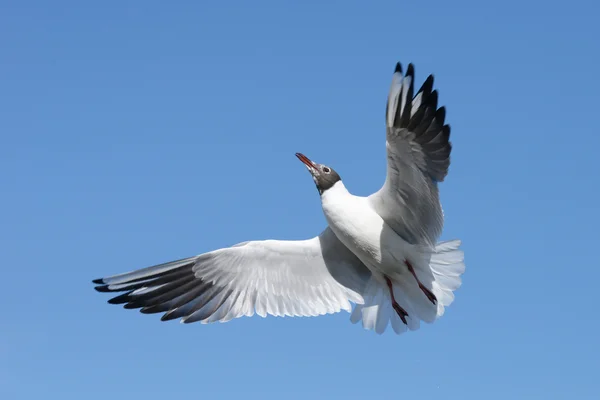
[295,153,318,174]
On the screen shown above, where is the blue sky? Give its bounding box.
[2,1,599,399]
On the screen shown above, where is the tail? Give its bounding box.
[350,239,465,335]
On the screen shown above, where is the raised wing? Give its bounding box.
[93,227,371,324]
[368,63,452,247]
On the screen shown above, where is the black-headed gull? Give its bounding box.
[93,62,465,335]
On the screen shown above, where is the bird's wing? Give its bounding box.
[94,227,371,324]
[368,63,452,247]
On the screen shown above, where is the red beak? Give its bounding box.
[295,153,317,170]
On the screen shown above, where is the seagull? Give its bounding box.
[93,62,465,335]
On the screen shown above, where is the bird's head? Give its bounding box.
[295,153,341,195]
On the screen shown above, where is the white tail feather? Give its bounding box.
[350,239,465,335]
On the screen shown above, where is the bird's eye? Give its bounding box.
[323,167,330,173]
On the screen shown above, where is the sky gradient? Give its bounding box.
[2,1,599,399]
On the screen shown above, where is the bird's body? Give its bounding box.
[321,180,416,279]
[93,62,466,335]
[319,179,457,333]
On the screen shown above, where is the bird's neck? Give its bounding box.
[320,181,362,243]
[320,180,350,202]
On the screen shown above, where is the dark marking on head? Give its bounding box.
[312,164,341,195]
[295,153,342,195]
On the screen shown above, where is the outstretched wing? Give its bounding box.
[368,63,452,247]
[94,227,371,324]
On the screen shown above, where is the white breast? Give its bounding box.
[320,181,416,277]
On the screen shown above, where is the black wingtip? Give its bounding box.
[107,291,134,305]
[419,75,434,95]
[92,278,104,284]
[429,90,439,108]
[394,62,402,74]
[436,106,446,124]
[406,63,415,77]
[160,312,180,322]
[140,305,163,315]
[442,124,451,140]
[94,285,111,293]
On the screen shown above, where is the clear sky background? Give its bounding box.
[2,1,599,399]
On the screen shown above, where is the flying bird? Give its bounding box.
[93,62,465,335]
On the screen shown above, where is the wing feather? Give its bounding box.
[369,62,453,246]
[93,228,371,324]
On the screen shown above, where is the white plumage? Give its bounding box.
[94,62,465,335]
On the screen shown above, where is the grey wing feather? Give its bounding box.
[369,63,452,247]
[93,227,371,323]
